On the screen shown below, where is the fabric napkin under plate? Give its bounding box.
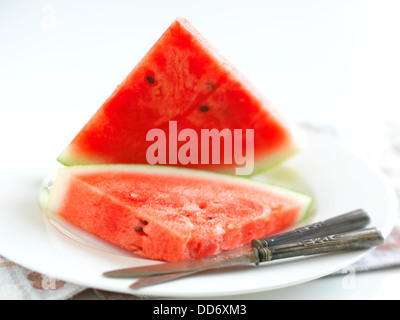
[0,120,399,300]
[0,254,85,300]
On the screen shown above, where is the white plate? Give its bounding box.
[0,129,397,298]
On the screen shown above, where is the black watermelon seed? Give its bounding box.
[146,76,155,84]
[206,82,216,90]
[199,105,209,112]
[135,227,143,232]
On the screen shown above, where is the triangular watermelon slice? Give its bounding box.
[58,18,305,174]
[46,165,313,262]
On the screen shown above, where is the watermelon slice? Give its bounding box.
[46,165,313,262]
[57,17,305,175]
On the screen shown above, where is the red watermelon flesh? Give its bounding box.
[46,165,313,262]
[57,18,305,174]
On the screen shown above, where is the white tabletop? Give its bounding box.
[1,0,399,300]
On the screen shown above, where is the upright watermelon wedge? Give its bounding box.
[58,18,305,175]
[46,165,313,262]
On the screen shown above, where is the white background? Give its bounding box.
[1,0,400,299]
[1,0,400,172]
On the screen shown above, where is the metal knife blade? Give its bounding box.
[129,271,197,289]
[103,245,255,278]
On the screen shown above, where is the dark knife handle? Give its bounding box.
[251,209,370,249]
[253,227,384,264]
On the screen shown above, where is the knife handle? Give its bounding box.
[251,209,370,249]
[253,228,384,264]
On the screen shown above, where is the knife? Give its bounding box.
[129,227,382,289]
[103,209,373,279]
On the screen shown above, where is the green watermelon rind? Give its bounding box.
[57,145,302,175]
[57,148,97,166]
[47,164,313,224]
[56,122,308,176]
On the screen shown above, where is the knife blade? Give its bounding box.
[129,271,197,289]
[103,209,376,279]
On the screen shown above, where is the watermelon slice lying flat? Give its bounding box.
[57,18,305,174]
[46,165,313,262]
